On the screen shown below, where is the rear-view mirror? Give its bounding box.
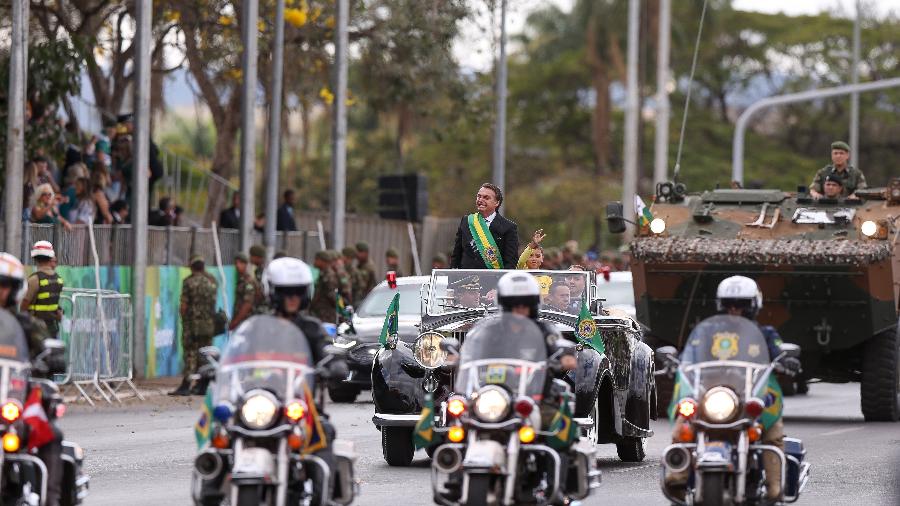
[606,202,626,234]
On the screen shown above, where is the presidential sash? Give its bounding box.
[466,213,503,269]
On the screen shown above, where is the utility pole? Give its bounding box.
[132,0,151,378]
[239,0,259,252]
[492,0,508,191]
[330,0,349,250]
[264,0,285,261]
[622,0,640,242]
[653,0,671,185]
[850,0,861,166]
[4,0,28,255]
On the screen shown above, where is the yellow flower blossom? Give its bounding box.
[319,87,334,105]
[218,15,233,26]
[164,10,181,23]
[325,16,335,29]
[284,8,308,27]
[227,68,243,81]
[311,6,322,21]
[258,20,266,32]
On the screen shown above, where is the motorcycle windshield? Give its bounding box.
[454,314,548,398]
[215,315,315,402]
[0,310,31,404]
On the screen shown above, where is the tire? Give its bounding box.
[381,426,415,466]
[699,472,726,506]
[465,475,494,506]
[861,327,900,422]
[616,436,647,463]
[235,485,261,506]
[328,383,361,403]
[778,374,797,397]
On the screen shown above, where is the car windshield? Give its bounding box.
[427,269,590,316]
[455,314,548,398]
[356,282,422,317]
[597,279,634,306]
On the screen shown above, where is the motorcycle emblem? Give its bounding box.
[710,332,739,360]
[486,365,507,384]
[748,344,761,358]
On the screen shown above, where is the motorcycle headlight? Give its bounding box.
[474,386,511,422]
[413,332,447,369]
[702,387,739,423]
[240,391,280,429]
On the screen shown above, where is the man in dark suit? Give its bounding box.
[218,192,240,229]
[276,189,298,231]
[451,183,519,269]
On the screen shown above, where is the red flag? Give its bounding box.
[23,389,54,450]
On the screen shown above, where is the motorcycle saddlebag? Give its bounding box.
[783,437,805,498]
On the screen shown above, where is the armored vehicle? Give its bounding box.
[607,180,900,422]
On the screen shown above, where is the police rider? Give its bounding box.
[262,257,348,498]
[666,275,800,502]
[0,252,65,506]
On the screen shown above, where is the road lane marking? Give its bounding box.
[816,426,865,437]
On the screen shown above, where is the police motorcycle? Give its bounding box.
[430,314,601,506]
[0,310,88,506]
[657,315,810,506]
[191,315,357,506]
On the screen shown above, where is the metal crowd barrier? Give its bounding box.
[58,288,142,405]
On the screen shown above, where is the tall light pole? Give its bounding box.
[653,0,671,185]
[850,0,861,166]
[330,0,349,251]
[492,0,508,191]
[132,0,152,378]
[239,0,259,252]
[264,0,285,260]
[622,0,641,242]
[4,0,28,255]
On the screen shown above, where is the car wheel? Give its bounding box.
[861,327,900,422]
[382,426,415,466]
[328,383,361,403]
[616,436,647,463]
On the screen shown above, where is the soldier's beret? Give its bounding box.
[315,250,331,261]
[355,242,370,252]
[385,248,399,258]
[234,252,249,263]
[249,244,266,258]
[189,254,205,265]
[831,141,850,152]
[341,246,357,257]
[274,250,288,259]
[824,174,844,186]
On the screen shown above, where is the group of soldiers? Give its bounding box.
[308,242,379,323]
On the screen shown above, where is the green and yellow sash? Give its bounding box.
[466,213,503,269]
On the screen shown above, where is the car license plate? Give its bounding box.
[700,441,732,463]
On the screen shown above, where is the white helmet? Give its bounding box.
[262,257,313,313]
[0,253,27,308]
[496,272,541,318]
[716,275,763,317]
[30,241,55,259]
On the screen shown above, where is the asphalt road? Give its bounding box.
[59,383,900,506]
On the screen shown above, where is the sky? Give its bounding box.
[454,0,900,72]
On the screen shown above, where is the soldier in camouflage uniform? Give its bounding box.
[354,242,378,299]
[309,251,340,323]
[249,244,269,314]
[341,246,360,303]
[170,254,218,396]
[385,248,404,277]
[810,141,868,199]
[230,252,261,330]
[332,250,354,306]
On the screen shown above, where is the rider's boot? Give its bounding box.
[168,377,191,396]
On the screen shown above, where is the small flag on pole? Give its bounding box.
[635,195,653,227]
[378,293,400,347]
[575,299,605,354]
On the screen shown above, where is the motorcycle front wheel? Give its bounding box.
[699,472,726,506]
[466,475,496,506]
[235,484,270,506]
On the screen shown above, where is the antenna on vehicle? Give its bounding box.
[672,0,710,184]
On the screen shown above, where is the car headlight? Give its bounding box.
[413,332,447,369]
[650,218,666,234]
[861,220,878,237]
[240,391,280,429]
[474,386,510,422]
[702,387,739,423]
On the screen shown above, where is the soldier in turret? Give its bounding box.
[810,141,867,200]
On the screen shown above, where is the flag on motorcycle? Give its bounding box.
[300,382,329,454]
[575,299,605,354]
[335,290,356,334]
[194,389,214,448]
[754,375,784,430]
[635,195,653,227]
[667,371,695,422]
[378,292,400,347]
[23,388,54,450]
[546,396,576,450]
[413,393,439,449]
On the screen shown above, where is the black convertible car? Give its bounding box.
[370,268,658,466]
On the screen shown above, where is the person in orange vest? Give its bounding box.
[21,241,64,338]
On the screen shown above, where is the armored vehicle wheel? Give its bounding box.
[382,426,415,466]
[328,383,361,403]
[616,436,647,462]
[861,327,900,422]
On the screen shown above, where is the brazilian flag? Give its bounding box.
[194,389,214,448]
[378,293,400,347]
[335,290,355,334]
[667,371,695,422]
[575,299,605,354]
[754,375,784,430]
[546,397,576,450]
[413,393,439,449]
